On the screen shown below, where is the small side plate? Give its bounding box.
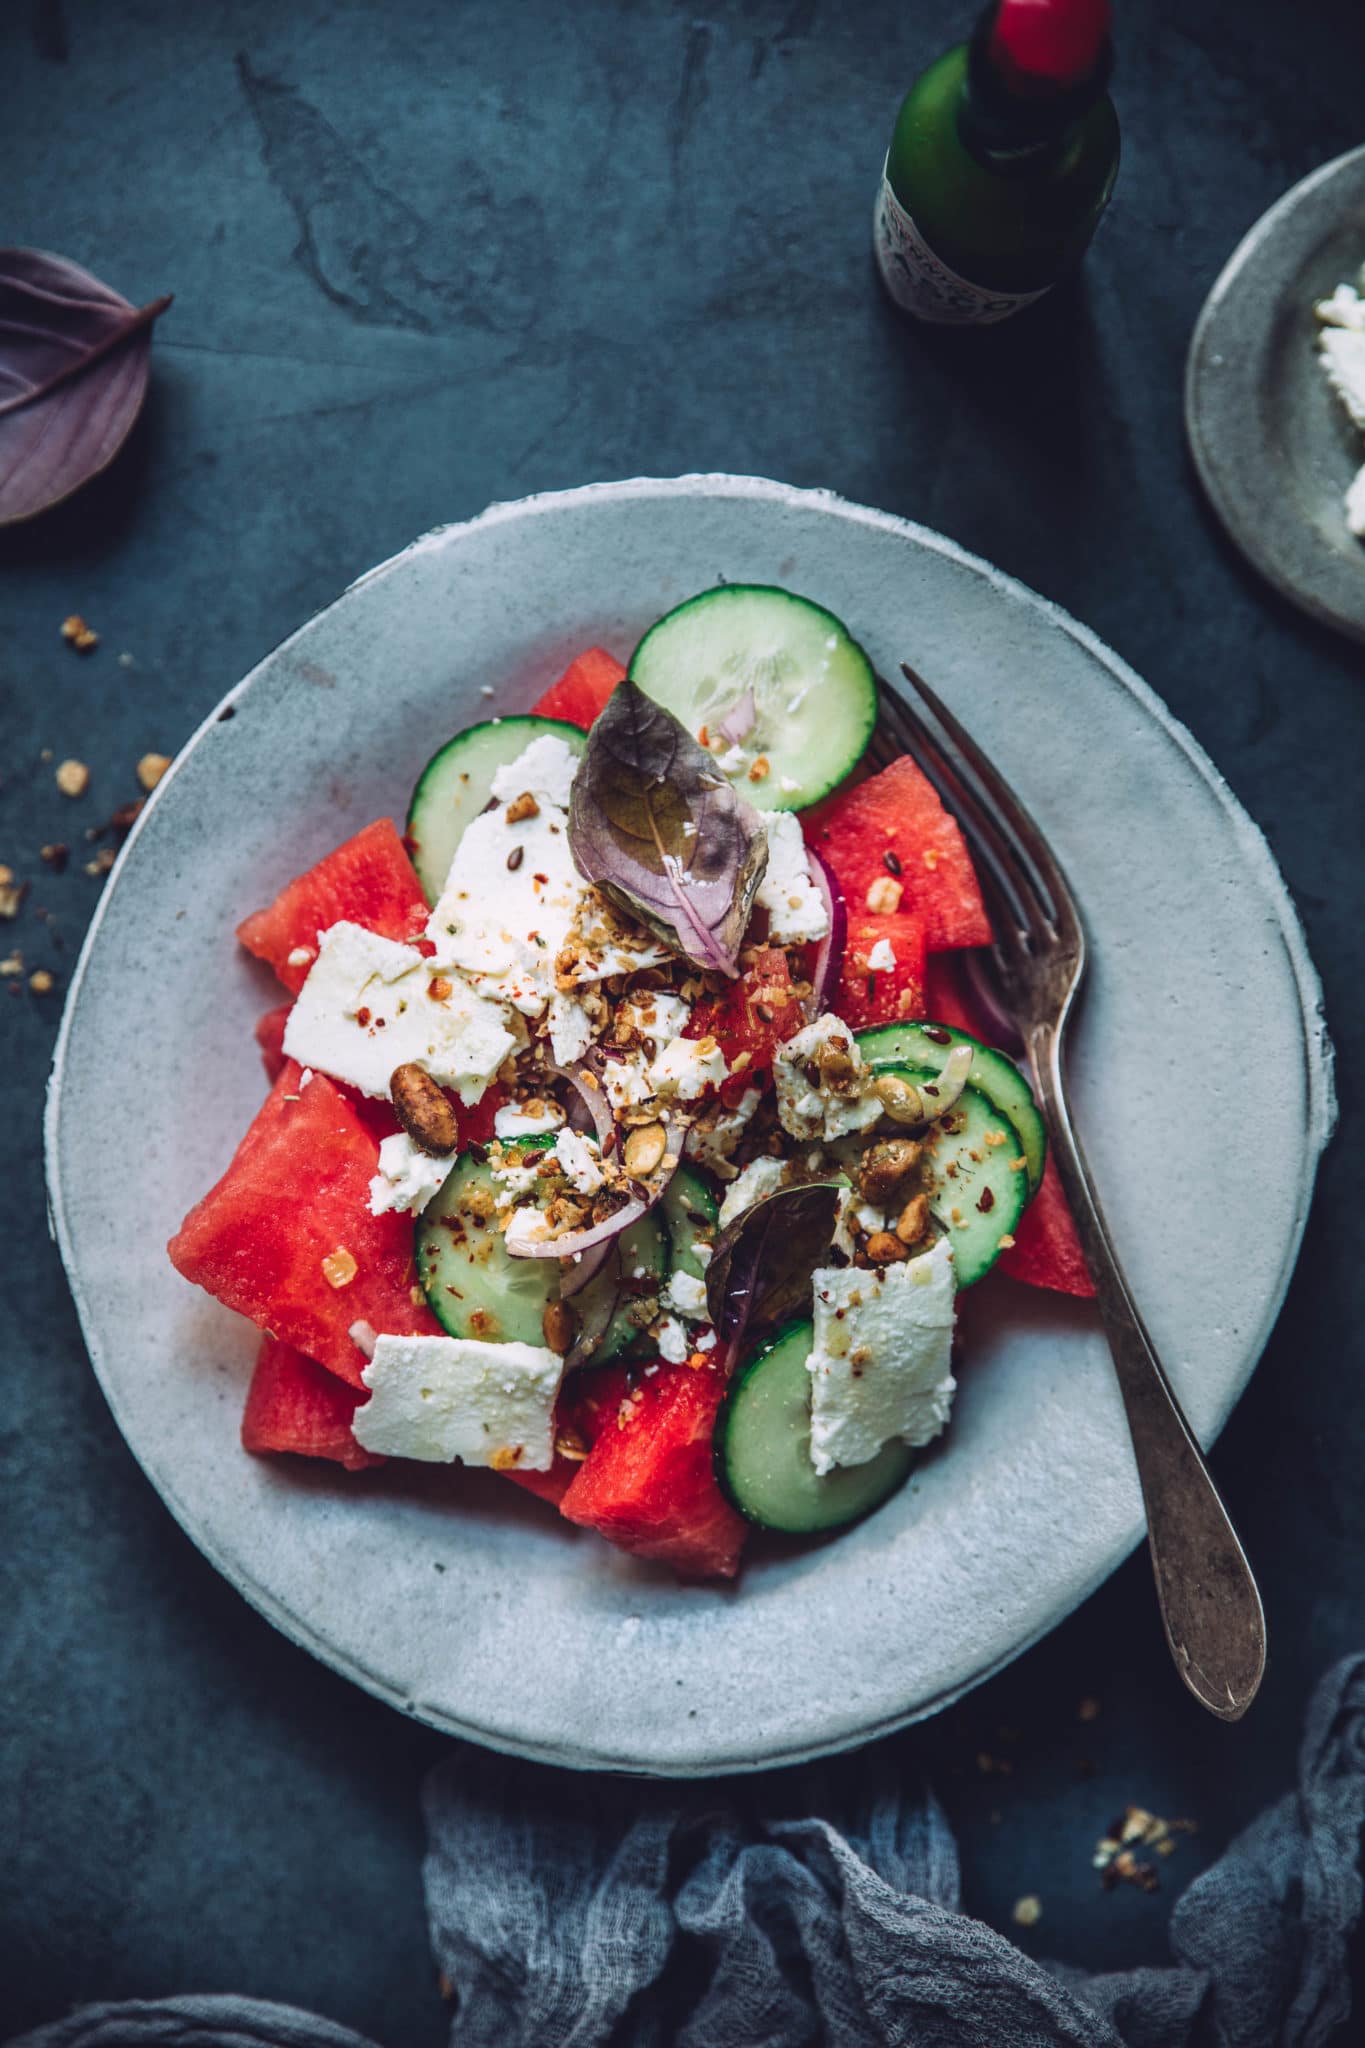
[1186,144,1365,642]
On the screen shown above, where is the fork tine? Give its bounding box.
[899,662,1083,944]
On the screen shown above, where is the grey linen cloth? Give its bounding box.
[11,1654,1365,2048]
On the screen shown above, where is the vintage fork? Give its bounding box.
[875,664,1266,1723]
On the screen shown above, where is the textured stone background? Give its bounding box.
[3,0,1364,2039]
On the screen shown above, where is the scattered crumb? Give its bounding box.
[40,844,69,872]
[60,614,99,652]
[1094,1806,1196,1893]
[28,969,55,995]
[55,759,90,798]
[976,1750,1014,1778]
[321,1247,358,1289]
[479,685,495,698]
[0,952,24,977]
[0,875,28,919]
[1011,1895,1043,1928]
[83,848,116,877]
[118,652,135,669]
[136,752,172,792]
[1078,1696,1101,1723]
[40,748,53,763]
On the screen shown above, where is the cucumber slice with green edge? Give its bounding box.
[857,1021,1047,1193]
[871,1066,1028,1287]
[629,585,877,812]
[715,1319,914,1533]
[406,714,586,904]
[660,1163,718,1281]
[595,1208,670,1366]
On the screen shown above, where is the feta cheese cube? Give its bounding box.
[717,1154,789,1230]
[547,990,596,1064]
[685,1086,763,1179]
[649,1033,727,1099]
[662,1269,710,1320]
[283,921,515,1104]
[368,1132,453,1216]
[773,1014,881,1142]
[553,1127,605,1194]
[426,796,584,1016]
[488,734,579,811]
[806,1239,957,1475]
[598,1050,656,1113]
[753,812,830,945]
[352,1333,564,1468]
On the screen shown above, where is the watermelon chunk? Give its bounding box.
[531,647,626,730]
[998,1153,1095,1299]
[168,1061,442,1386]
[686,948,803,1077]
[237,818,430,994]
[242,1335,385,1471]
[255,1002,293,1081]
[559,1361,748,1579]
[804,756,991,951]
[921,951,1001,1040]
[835,914,928,1032]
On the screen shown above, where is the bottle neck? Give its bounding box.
[956,8,1112,175]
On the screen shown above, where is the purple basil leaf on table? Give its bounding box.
[705,1176,846,1348]
[0,247,171,525]
[567,678,768,976]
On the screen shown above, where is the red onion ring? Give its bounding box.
[803,846,848,1021]
[717,685,757,745]
[507,1061,686,1263]
[565,1252,620,1366]
[559,1236,614,1298]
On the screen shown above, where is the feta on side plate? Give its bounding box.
[807,1238,957,1476]
[352,1334,564,1468]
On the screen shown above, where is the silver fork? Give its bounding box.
[876,663,1266,1723]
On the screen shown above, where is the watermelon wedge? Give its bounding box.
[255,1002,293,1081]
[531,647,626,729]
[237,818,430,994]
[921,951,1000,1040]
[998,1152,1095,1299]
[242,1335,385,1471]
[686,948,803,1076]
[836,914,928,1031]
[559,1361,748,1579]
[804,756,991,951]
[168,1061,442,1386]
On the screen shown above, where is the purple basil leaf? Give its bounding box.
[567,678,768,977]
[705,1176,846,1348]
[0,248,172,525]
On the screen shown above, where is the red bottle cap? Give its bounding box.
[988,0,1111,89]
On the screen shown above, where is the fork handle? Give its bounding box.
[1029,1025,1266,1721]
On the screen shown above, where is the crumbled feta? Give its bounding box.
[299,1067,315,1088]
[558,891,671,985]
[1348,466,1365,538]
[284,921,515,1104]
[1316,276,1365,332]
[494,1101,564,1138]
[807,1239,956,1475]
[368,1132,452,1216]
[352,1333,563,1468]
[426,795,583,1016]
[655,1315,691,1364]
[490,1150,546,1199]
[553,1126,605,1194]
[753,811,829,945]
[504,1205,553,1252]
[779,775,801,794]
[695,1327,717,1351]
[649,1034,728,1099]
[684,1086,763,1178]
[547,990,596,1064]
[1318,325,1365,432]
[715,743,747,776]
[488,733,579,811]
[831,1186,885,1259]
[866,937,897,972]
[662,1269,710,1320]
[773,1014,882,1142]
[717,1155,789,1230]
[598,1051,656,1112]
[620,989,692,1047]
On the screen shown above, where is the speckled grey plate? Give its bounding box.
[46,477,1333,1775]
[1187,145,1365,641]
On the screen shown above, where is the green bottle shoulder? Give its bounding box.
[884,44,1119,295]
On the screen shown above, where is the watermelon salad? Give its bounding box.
[169,585,1092,1581]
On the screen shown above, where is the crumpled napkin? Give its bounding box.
[12,1655,1365,2048]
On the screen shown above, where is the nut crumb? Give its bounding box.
[0,953,23,977]
[321,1247,358,1289]
[55,759,90,798]
[83,849,116,877]
[0,876,27,920]
[28,969,56,996]
[136,752,172,792]
[489,1445,525,1471]
[865,875,903,914]
[747,755,770,782]
[40,844,69,872]
[61,614,99,652]
[1078,1696,1101,1723]
[505,791,540,824]
[1012,1895,1043,1928]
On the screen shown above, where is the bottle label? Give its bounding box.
[873,163,1051,326]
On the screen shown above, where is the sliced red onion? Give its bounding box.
[566,1252,620,1367]
[559,1236,613,1298]
[717,685,757,745]
[508,1061,686,1263]
[912,1042,975,1119]
[551,1059,614,1146]
[804,846,848,1021]
[959,949,1025,1054]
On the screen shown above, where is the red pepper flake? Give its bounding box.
[356,1006,372,1027]
[977,1186,995,1213]
[428,976,453,1002]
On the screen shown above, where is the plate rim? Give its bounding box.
[44,473,1336,1773]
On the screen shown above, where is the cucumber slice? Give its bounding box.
[857,1022,1047,1193]
[872,1066,1028,1287]
[629,585,877,812]
[416,1142,557,1345]
[406,714,586,904]
[715,1319,914,1533]
[595,1208,670,1366]
[660,1163,718,1281]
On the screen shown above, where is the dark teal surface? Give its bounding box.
[3,1,1365,2040]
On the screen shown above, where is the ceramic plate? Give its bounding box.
[1187,144,1365,642]
[46,477,1333,1775]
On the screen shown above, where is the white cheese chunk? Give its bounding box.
[773,1014,882,1142]
[685,1086,763,1179]
[662,1269,710,1320]
[655,1315,691,1364]
[352,1333,563,1468]
[283,921,515,1104]
[558,890,672,985]
[649,1033,728,1099]
[426,797,583,1017]
[866,937,897,972]
[1315,280,1365,332]
[504,1205,553,1252]
[807,1239,957,1476]
[1347,465,1365,538]
[598,1050,656,1113]
[493,1101,564,1139]
[753,811,830,945]
[368,1132,452,1216]
[620,989,692,1048]
[553,1127,605,1194]
[717,1155,789,1230]
[547,991,596,1065]
[488,734,579,811]
[715,743,747,776]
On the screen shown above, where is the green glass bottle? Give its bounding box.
[874,0,1119,325]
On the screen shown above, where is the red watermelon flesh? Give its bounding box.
[559,1361,748,1580]
[804,756,991,951]
[242,1335,385,1471]
[255,1002,293,1081]
[531,647,626,730]
[236,818,430,994]
[686,949,804,1077]
[503,1364,631,1507]
[168,1061,442,1387]
[921,951,1000,1040]
[997,1152,1095,1298]
[836,914,928,1032]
